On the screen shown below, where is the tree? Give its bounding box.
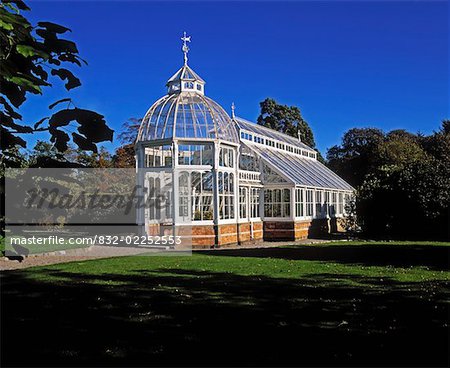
[0,0,114,165]
[327,128,384,188]
[257,98,316,149]
[327,121,450,240]
[113,144,135,168]
[117,117,141,145]
[112,117,141,168]
[74,147,112,168]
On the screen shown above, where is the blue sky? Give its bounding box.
[22,0,448,155]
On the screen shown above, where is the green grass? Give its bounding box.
[24,240,450,284]
[2,241,449,366]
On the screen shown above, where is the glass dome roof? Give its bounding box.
[137,92,239,142]
[137,65,238,143]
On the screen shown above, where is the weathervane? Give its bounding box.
[181,31,191,65]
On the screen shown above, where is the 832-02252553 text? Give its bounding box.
[9,235,183,247]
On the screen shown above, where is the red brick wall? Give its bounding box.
[237,222,263,243]
[294,220,311,240]
[153,217,338,249]
[264,219,332,241]
[172,225,215,249]
[218,224,238,245]
[264,221,295,241]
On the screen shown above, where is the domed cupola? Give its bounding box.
[137,32,238,143]
[167,64,205,95]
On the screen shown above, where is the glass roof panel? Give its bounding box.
[138,92,239,143]
[245,143,353,191]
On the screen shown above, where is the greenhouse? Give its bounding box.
[135,34,353,247]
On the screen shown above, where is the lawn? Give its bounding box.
[1,241,449,367]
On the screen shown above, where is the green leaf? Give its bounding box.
[6,76,42,93]
[49,98,71,110]
[50,68,81,90]
[0,19,14,30]
[16,44,49,58]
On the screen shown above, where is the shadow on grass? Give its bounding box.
[1,264,449,367]
[199,244,450,271]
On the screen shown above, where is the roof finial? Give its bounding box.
[181,31,191,65]
[231,102,236,119]
[298,129,302,142]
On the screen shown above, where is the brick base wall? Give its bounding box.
[148,217,340,248]
[294,220,312,239]
[264,218,340,241]
[237,222,263,244]
[264,221,295,241]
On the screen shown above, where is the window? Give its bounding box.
[147,177,160,221]
[306,189,314,216]
[330,192,337,216]
[196,84,202,91]
[178,171,213,221]
[344,193,351,214]
[192,172,214,221]
[325,191,330,216]
[250,188,260,218]
[295,188,304,217]
[239,187,248,219]
[264,188,290,218]
[239,146,259,172]
[218,172,235,219]
[178,144,213,166]
[219,146,234,168]
[315,190,324,218]
[254,136,263,144]
[184,82,194,89]
[145,145,172,167]
[338,193,344,215]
